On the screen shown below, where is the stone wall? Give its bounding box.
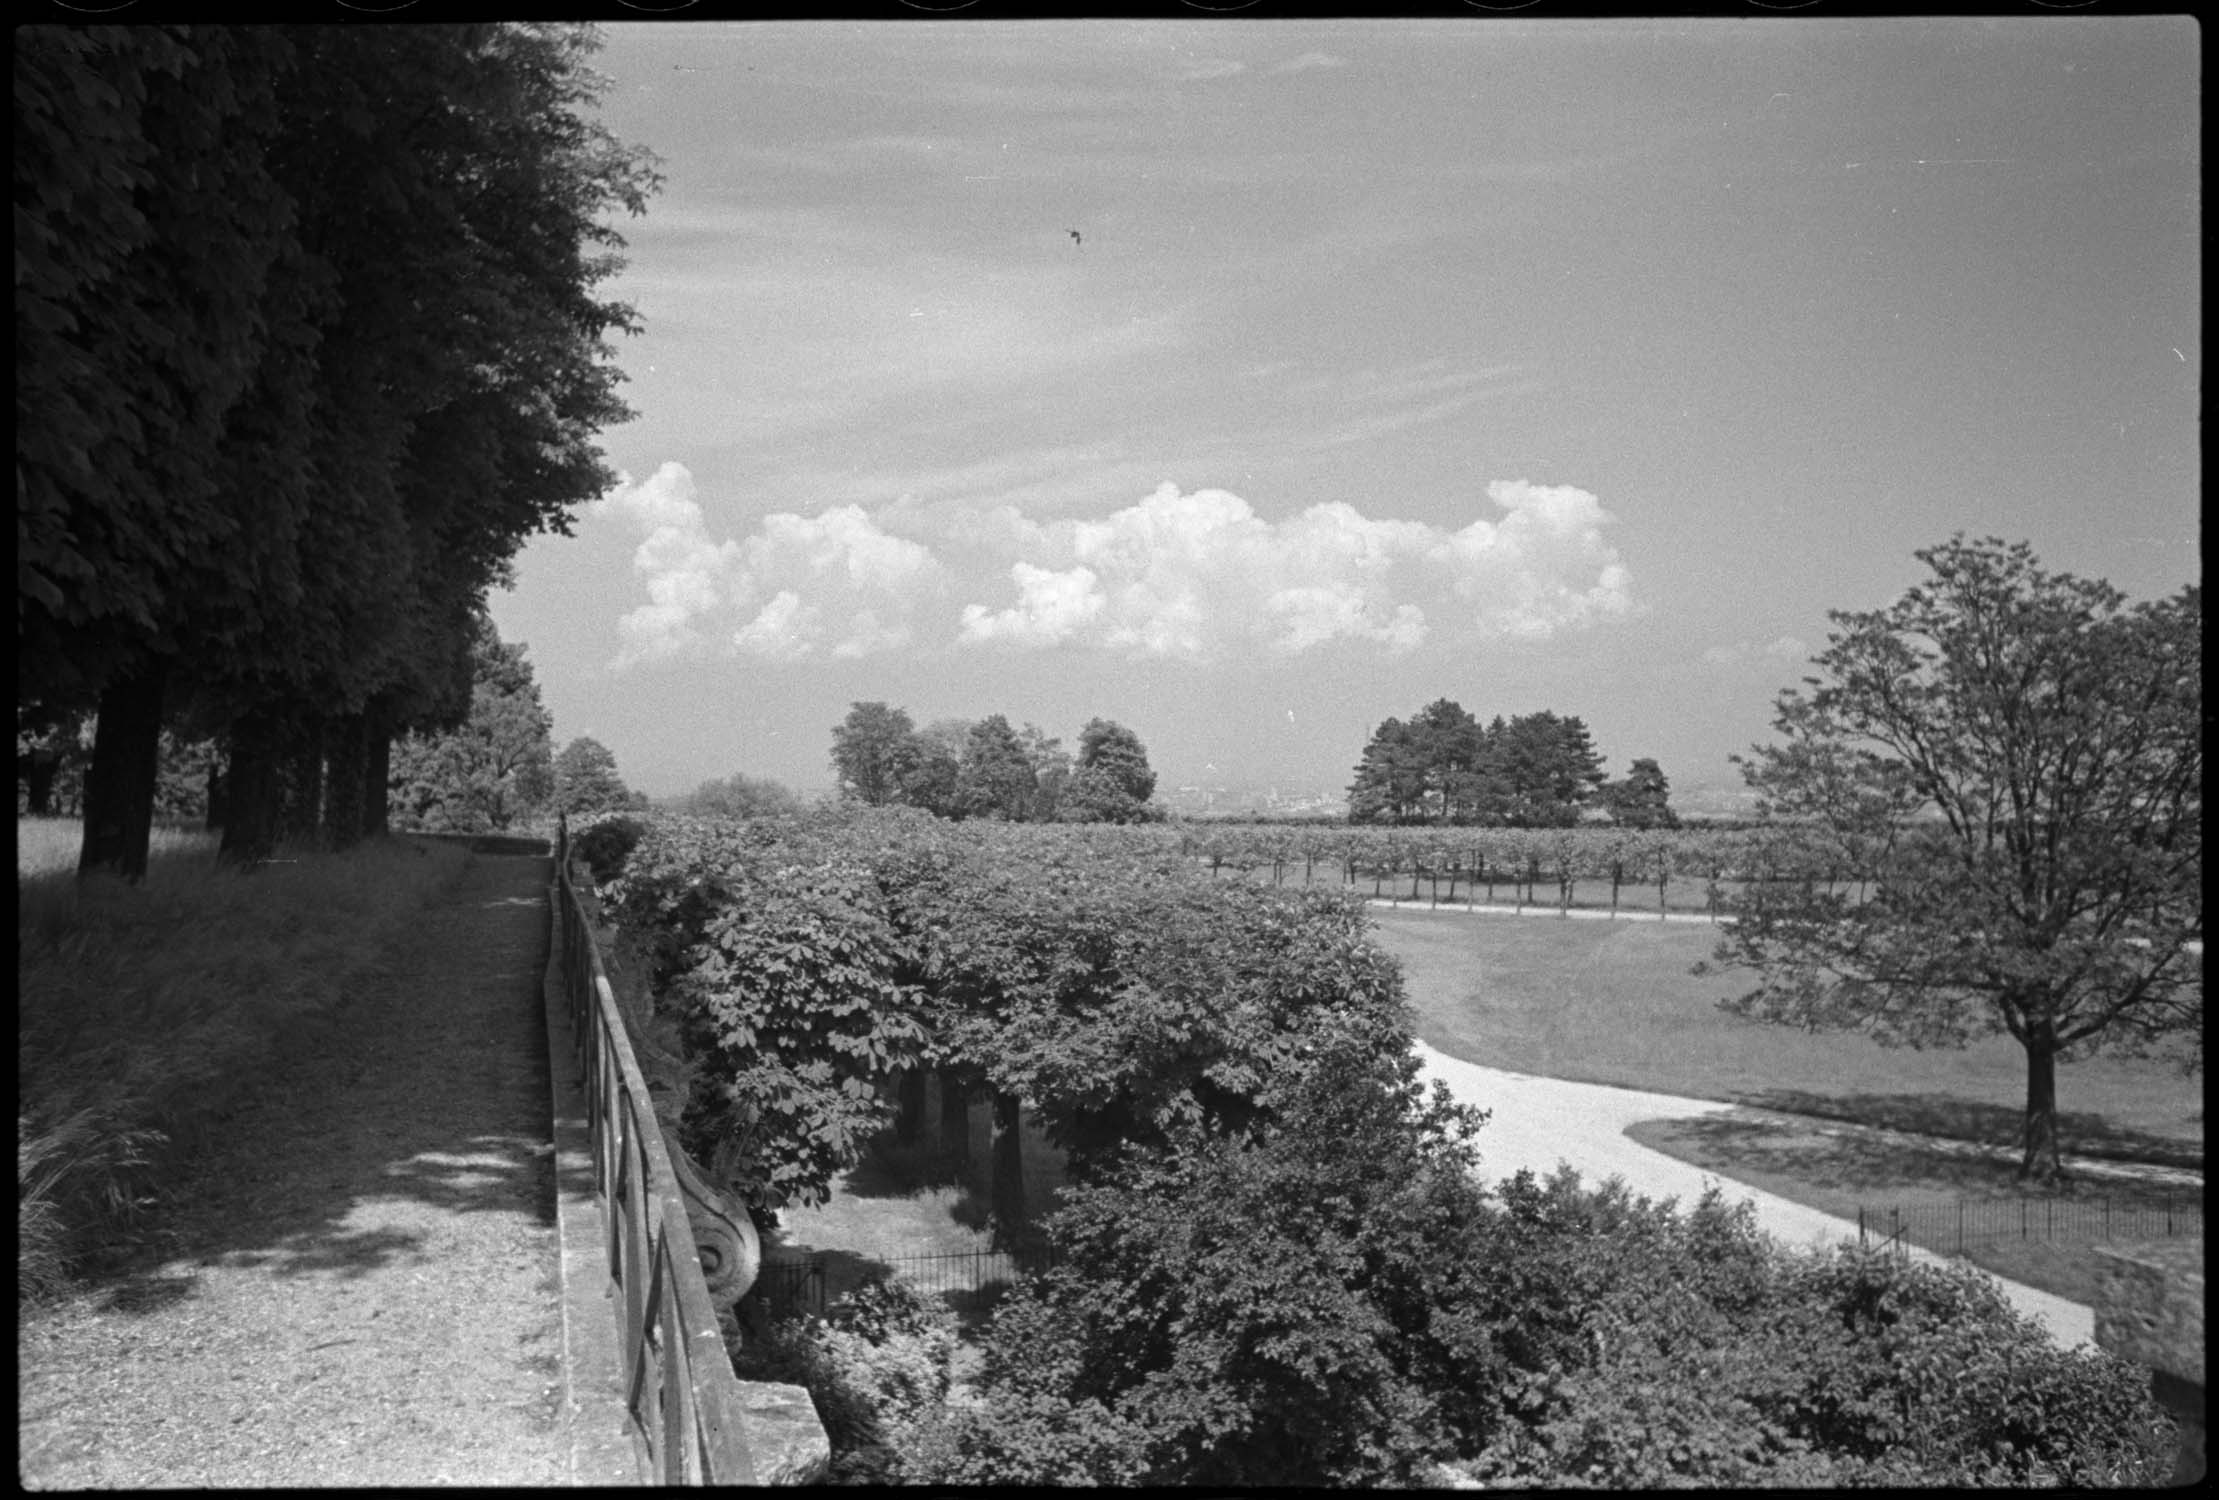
[2093,1237,2204,1484]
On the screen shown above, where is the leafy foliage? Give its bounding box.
[729,1274,959,1484]
[550,736,631,818]
[1349,701,1619,826]
[611,817,927,1212]
[386,618,554,833]
[570,814,646,885]
[18,23,659,873]
[673,771,805,820]
[828,701,1159,823]
[608,807,2174,1487]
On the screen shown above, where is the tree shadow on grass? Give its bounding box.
[1640,1113,2023,1200]
[44,856,566,1319]
[1726,1088,2203,1171]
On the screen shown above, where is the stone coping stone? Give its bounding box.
[2092,1238,2205,1391]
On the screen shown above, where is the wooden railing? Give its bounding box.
[553,817,757,1485]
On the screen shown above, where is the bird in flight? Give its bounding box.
[1068,229,1082,247]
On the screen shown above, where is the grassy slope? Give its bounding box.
[1372,906,2203,1305]
[1372,907,2203,1158]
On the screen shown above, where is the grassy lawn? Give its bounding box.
[1373,906,2203,1306]
[1372,907,2203,1164]
[18,817,473,1297]
[1624,1112,2202,1307]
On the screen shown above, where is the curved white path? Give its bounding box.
[1412,1041,2095,1349]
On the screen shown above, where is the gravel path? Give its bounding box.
[18,854,569,1489]
[1411,1041,2098,1349]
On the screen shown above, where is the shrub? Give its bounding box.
[729,1273,960,1484]
[570,814,645,884]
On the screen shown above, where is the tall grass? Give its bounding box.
[17,818,472,1302]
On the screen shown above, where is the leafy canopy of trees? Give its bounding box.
[551,735,634,818]
[1348,700,1640,827]
[1706,537,2201,1183]
[16,24,658,875]
[673,771,806,821]
[386,618,556,833]
[829,701,1162,823]
[600,804,2175,1485]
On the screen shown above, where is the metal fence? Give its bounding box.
[554,816,759,1485]
[754,1244,1057,1321]
[1856,1193,2204,1263]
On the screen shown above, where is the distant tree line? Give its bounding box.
[16,23,658,875]
[829,702,1161,824]
[1348,698,1676,828]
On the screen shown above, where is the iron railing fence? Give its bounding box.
[754,1244,1059,1321]
[1856,1193,2203,1263]
[554,816,758,1485]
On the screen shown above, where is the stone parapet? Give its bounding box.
[2093,1237,2204,1485]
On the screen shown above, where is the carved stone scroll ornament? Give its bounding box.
[666,1136,762,1314]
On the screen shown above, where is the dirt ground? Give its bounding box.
[18,853,570,1489]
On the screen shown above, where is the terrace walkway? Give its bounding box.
[17,848,629,1488]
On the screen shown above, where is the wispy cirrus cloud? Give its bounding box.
[600,465,1638,666]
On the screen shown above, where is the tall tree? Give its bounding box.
[1062,718,1159,824]
[1705,537,2202,1183]
[1494,711,1606,827]
[386,618,555,833]
[17,24,657,875]
[830,701,918,807]
[957,715,1038,822]
[1410,699,1484,822]
[1020,723,1072,821]
[1347,718,1429,825]
[900,718,971,818]
[553,735,631,817]
[1603,757,1678,829]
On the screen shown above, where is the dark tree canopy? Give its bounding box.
[1603,757,1678,829]
[1348,703,1613,827]
[1707,537,2202,1182]
[830,702,919,806]
[16,23,659,875]
[957,715,1039,822]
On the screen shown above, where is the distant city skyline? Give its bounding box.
[488,17,2200,803]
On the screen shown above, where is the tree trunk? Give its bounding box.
[323,712,368,850]
[21,749,61,817]
[77,663,167,882]
[219,709,286,867]
[896,1069,929,1144]
[989,1090,1026,1241]
[937,1075,971,1168]
[362,699,392,838]
[205,748,226,831]
[2018,1026,2066,1184]
[280,715,325,848]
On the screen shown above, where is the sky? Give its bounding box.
[486,16,2201,804]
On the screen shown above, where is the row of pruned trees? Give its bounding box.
[17,23,658,876]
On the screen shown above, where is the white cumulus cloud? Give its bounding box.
[602,465,1638,666]
[601,464,946,664]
